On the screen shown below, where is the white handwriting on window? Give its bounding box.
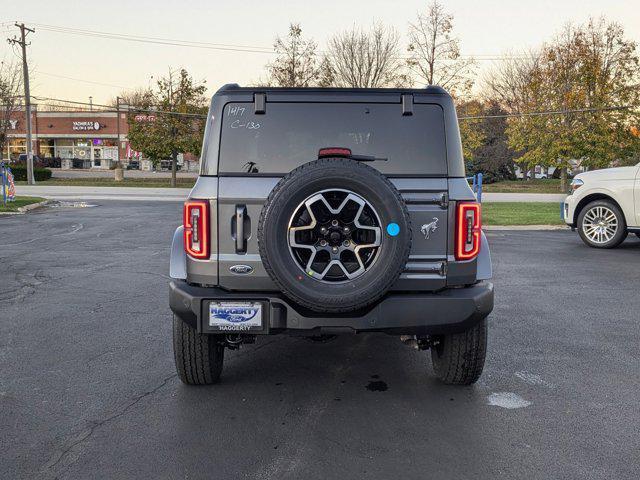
[228,106,246,116]
[230,120,260,130]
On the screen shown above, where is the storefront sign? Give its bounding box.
[134,114,156,123]
[1,120,18,130]
[72,121,101,131]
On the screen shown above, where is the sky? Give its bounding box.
[1,0,638,105]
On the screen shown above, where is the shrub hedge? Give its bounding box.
[6,165,52,181]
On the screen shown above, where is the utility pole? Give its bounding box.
[8,23,35,185]
[114,96,123,181]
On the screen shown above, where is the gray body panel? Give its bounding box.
[217,177,279,290]
[172,86,492,293]
[175,175,491,290]
[170,226,187,280]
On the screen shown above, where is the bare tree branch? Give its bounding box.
[0,59,23,159]
[406,1,475,95]
[266,24,320,87]
[326,23,406,88]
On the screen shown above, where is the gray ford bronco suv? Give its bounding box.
[169,84,493,386]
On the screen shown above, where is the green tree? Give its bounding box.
[126,69,207,187]
[463,101,517,182]
[489,18,640,190]
[457,100,485,163]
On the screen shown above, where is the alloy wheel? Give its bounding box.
[581,205,618,244]
[288,189,382,283]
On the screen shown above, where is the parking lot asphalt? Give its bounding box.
[1,201,639,480]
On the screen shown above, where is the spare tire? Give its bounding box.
[258,158,411,313]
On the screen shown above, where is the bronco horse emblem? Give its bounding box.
[421,217,439,240]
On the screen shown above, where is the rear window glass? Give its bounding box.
[218,102,446,175]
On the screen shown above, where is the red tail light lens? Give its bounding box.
[455,202,481,260]
[183,200,210,259]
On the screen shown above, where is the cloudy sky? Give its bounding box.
[2,0,638,104]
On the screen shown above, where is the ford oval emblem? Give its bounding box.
[230,264,253,275]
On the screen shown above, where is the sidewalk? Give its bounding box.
[50,168,198,179]
[482,193,566,202]
[16,185,190,202]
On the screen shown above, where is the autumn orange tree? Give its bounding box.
[488,18,640,190]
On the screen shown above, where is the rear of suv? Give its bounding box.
[169,85,494,386]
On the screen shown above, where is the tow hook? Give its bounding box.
[224,334,256,350]
[400,335,437,350]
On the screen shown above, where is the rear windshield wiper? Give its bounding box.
[351,154,388,162]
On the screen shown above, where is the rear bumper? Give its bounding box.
[170,281,494,335]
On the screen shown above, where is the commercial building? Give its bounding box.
[2,108,201,171]
[2,109,130,169]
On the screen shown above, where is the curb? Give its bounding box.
[0,200,50,216]
[484,225,568,231]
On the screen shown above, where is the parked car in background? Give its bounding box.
[564,164,640,248]
[15,154,61,169]
[160,159,182,171]
[16,154,43,164]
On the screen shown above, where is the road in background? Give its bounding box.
[1,201,638,479]
[16,185,567,203]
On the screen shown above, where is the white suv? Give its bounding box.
[564,164,640,248]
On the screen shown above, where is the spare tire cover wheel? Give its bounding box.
[258,158,412,313]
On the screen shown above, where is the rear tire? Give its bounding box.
[173,316,225,385]
[431,318,487,385]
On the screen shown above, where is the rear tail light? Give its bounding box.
[183,200,210,259]
[455,202,481,260]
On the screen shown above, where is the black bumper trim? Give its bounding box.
[170,281,493,335]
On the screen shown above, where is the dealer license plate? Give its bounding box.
[209,302,262,331]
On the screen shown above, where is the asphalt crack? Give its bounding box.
[0,223,84,247]
[39,372,177,479]
[0,269,51,303]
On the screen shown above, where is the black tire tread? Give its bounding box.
[173,316,224,385]
[257,158,412,313]
[431,318,487,385]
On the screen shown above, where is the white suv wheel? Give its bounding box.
[578,200,627,249]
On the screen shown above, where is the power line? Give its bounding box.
[31,96,208,118]
[28,21,528,61]
[29,95,639,121]
[32,23,277,54]
[33,22,275,51]
[458,104,639,120]
[36,71,130,90]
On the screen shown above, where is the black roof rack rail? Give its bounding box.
[402,94,413,116]
[213,85,449,96]
[254,92,266,114]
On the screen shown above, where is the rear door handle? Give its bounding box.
[235,205,247,253]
